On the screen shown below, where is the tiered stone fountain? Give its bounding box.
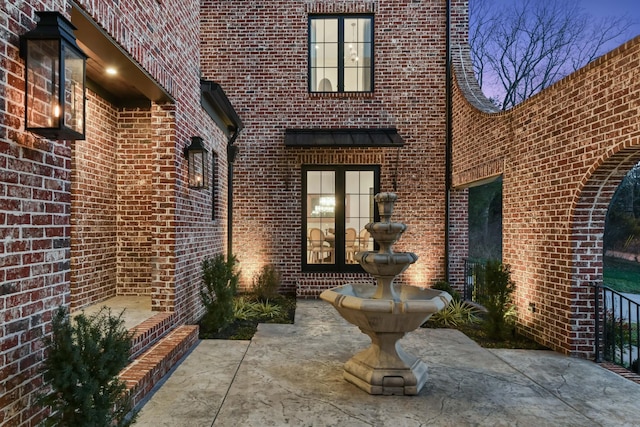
[320,192,451,395]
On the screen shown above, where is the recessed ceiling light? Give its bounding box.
[105,67,118,76]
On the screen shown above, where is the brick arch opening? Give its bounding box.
[571,147,640,356]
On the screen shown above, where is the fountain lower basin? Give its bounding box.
[320,283,450,332]
[320,283,451,395]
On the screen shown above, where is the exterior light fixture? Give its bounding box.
[20,11,87,140]
[184,136,209,189]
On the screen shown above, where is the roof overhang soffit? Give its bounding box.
[71,6,173,108]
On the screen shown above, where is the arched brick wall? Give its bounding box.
[451,36,640,356]
[570,149,640,354]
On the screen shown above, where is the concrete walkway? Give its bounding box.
[135,300,640,426]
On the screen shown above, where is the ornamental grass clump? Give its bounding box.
[427,299,481,328]
[40,307,135,427]
[233,296,283,320]
[426,281,480,327]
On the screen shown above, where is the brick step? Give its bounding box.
[120,325,199,407]
[600,362,640,385]
[129,312,176,359]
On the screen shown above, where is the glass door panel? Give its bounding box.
[306,170,336,264]
[345,170,374,263]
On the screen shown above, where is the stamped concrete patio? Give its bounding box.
[135,300,640,426]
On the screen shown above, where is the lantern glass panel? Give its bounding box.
[64,47,85,135]
[189,151,208,188]
[26,39,60,130]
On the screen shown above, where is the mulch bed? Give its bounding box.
[199,296,296,340]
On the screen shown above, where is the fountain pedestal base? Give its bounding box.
[343,331,428,395]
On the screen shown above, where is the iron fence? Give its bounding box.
[464,259,488,302]
[595,283,640,373]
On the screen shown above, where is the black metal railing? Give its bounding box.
[464,259,488,302]
[595,283,640,373]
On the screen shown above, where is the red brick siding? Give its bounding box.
[71,90,119,309]
[452,36,640,357]
[447,187,468,292]
[117,108,154,296]
[2,4,73,424]
[150,102,179,315]
[1,0,227,423]
[69,0,230,321]
[201,0,468,294]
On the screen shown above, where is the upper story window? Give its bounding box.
[309,15,373,93]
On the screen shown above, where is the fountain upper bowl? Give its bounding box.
[355,251,418,277]
[365,222,407,244]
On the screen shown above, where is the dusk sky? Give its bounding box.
[581,0,639,51]
[471,0,640,103]
[478,0,640,53]
[581,0,637,22]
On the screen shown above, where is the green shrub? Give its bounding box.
[431,280,461,301]
[427,299,481,328]
[200,254,239,333]
[252,264,281,302]
[477,259,516,339]
[40,307,135,427]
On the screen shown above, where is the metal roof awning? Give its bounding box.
[284,128,404,147]
[201,80,244,138]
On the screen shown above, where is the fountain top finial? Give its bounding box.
[374,192,397,223]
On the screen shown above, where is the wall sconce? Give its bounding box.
[184,136,209,189]
[20,11,87,140]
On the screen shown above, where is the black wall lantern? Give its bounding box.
[184,136,209,189]
[20,11,87,140]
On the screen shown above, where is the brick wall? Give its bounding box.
[447,187,468,292]
[1,0,228,423]
[2,3,73,424]
[452,36,640,357]
[201,0,468,295]
[71,90,119,309]
[116,107,154,296]
[70,0,230,322]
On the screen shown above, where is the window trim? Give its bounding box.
[308,14,375,94]
[302,165,380,273]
